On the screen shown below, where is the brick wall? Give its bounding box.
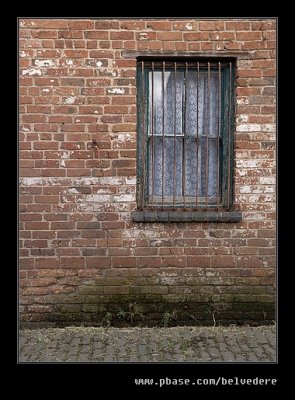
[19,18,276,327]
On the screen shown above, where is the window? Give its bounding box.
[133,59,241,222]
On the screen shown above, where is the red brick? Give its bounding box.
[211,256,237,268]
[146,21,172,30]
[32,30,58,39]
[86,257,111,268]
[20,19,69,29]
[95,20,120,29]
[226,21,251,30]
[199,21,224,30]
[236,32,262,40]
[157,32,182,41]
[112,257,137,267]
[35,258,60,268]
[68,20,94,30]
[187,256,210,267]
[84,31,109,39]
[60,257,85,268]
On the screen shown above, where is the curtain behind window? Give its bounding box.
[148,70,219,199]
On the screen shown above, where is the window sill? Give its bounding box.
[131,211,242,223]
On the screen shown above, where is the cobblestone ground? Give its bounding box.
[19,325,276,363]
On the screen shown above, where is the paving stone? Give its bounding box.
[18,325,276,363]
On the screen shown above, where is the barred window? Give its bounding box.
[134,59,240,222]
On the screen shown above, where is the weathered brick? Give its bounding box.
[19,18,276,326]
[68,21,94,30]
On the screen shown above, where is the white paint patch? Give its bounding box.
[215,34,220,40]
[99,177,124,185]
[22,126,31,132]
[125,177,136,185]
[264,187,275,193]
[21,177,46,186]
[50,80,55,83]
[96,189,113,194]
[107,87,125,95]
[248,195,260,203]
[66,59,73,66]
[236,159,260,168]
[239,186,252,194]
[75,119,80,122]
[59,160,66,167]
[243,212,265,221]
[236,124,262,132]
[64,96,76,104]
[185,23,193,30]
[262,124,275,132]
[259,176,275,185]
[236,97,249,105]
[96,61,103,67]
[22,68,42,76]
[113,194,135,202]
[117,133,132,142]
[42,88,50,93]
[47,178,61,186]
[236,114,249,123]
[68,188,79,194]
[74,177,101,185]
[85,194,111,203]
[150,239,163,247]
[20,51,29,58]
[139,33,148,40]
[61,152,70,159]
[34,59,55,67]
[111,72,117,77]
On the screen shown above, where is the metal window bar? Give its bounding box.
[151,62,155,210]
[227,62,232,210]
[141,61,145,210]
[141,60,233,212]
[217,61,221,212]
[196,61,199,210]
[173,62,177,210]
[162,61,165,211]
[205,62,210,210]
[182,62,188,209]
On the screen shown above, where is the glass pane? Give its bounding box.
[147,67,219,203]
[148,137,183,197]
[149,71,183,136]
[186,70,219,137]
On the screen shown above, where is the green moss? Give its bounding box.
[28,278,275,327]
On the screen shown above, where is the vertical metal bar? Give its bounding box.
[162,61,165,210]
[195,62,199,210]
[182,62,188,209]
[141,61,145,209]
[217,62,221,212]
[205,62,210,210]
[151,62,155,210]
[173,62,177,210]
[227,62,232,210]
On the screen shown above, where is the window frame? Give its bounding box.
[135,57,237,218]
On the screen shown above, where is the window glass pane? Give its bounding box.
[149,69,219,137]
[186,71,219,137]
[147,67,219,202]
[149,71,183,136]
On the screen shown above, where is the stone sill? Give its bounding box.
[131,211,242,223]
